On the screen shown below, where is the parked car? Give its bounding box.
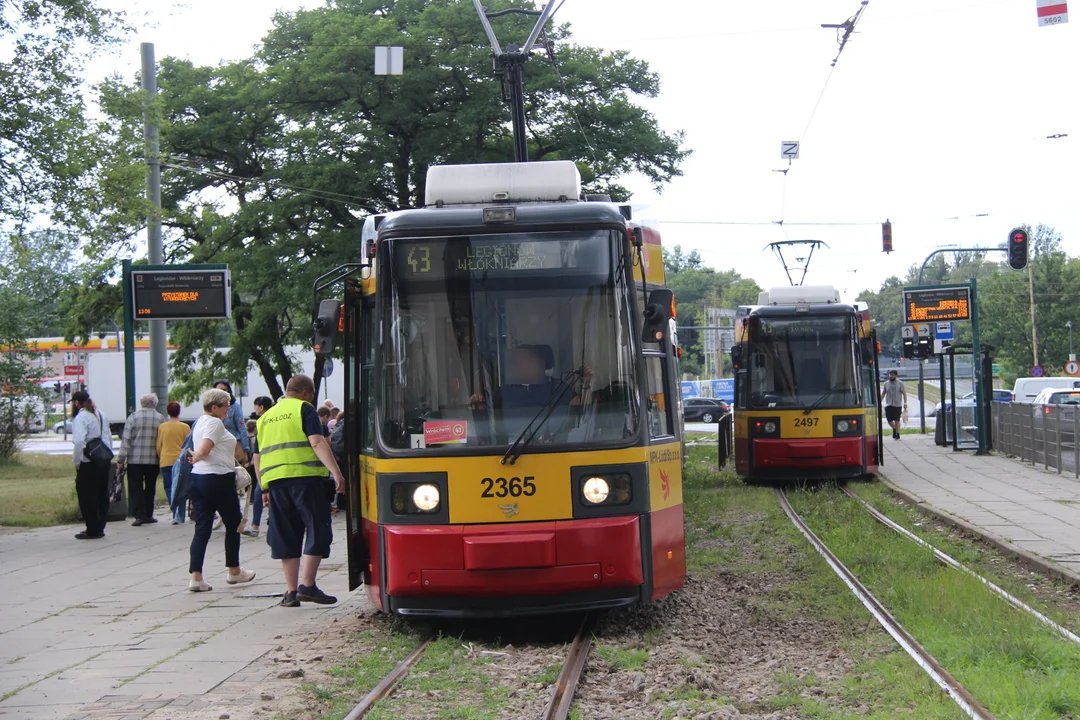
[682,397,729,423]
[933,389,1013,416]
[52,419,73,434]
[1033,388,1080,407]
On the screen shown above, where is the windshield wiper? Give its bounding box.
[501,369,583,465]
[802,386,846,415]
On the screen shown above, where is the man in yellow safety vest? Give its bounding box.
[255,374,345,607]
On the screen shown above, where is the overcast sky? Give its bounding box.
[92,0,1078,300]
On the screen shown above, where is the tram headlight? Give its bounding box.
[412,484,440,512]
[582,477,610,504]
[750,417,781,438]
[578,473,633,506]
[833,416,862,437]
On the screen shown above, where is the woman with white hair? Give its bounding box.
[186,387,255,592]
[117,393,164,526]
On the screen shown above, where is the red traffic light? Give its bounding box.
[1007,227,1028,270]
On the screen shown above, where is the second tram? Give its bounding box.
[730,286,882,482]
[314,160,686,616]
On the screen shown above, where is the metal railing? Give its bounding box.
[992,403,1080,477]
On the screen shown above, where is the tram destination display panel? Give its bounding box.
[132,267,231,320]
[903,286,971,324]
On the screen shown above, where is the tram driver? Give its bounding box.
[470,345,593,410]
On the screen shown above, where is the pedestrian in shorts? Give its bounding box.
[881,369,908,440]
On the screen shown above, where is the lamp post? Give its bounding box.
[1068,321,1075,362]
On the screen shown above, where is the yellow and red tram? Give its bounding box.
[730,286,882,482]
[314,161,685,616]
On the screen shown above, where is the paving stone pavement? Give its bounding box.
[879,433,1080,582]
[0,507,371,720]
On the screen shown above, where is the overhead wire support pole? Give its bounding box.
[142,42,168,417]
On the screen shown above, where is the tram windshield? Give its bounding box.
[378,229,641,452]
[744,315,859,409]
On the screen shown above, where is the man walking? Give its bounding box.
[254,375,345,607]
[880,369,908,440]
[117,394,164,525]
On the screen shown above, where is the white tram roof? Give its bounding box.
[757,285,842,306]
[425,161,582,207]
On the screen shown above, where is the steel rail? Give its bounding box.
[342,637,432,720]
[543,615,594,720]
[840,486,1080,645]
[776,489,996,720]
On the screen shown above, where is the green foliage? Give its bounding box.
[72,0,691,400]
[0,0,124,230]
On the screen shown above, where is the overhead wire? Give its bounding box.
[538,16,599,166]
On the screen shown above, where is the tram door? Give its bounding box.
[342,288,373,591]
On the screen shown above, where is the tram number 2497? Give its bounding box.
[793,417,819,428]
[480,476,537,498]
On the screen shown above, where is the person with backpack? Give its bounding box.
[158,402,191,524]
[71,391,111,540]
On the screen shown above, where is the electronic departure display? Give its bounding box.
[132,267,231,320]
[392,233,609,281]
[903,286,971,324]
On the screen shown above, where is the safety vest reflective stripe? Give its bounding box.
[256,397,328,488]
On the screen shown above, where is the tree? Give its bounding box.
[0,0,122,231]
[0,273,49,461]
[72,0,691,400]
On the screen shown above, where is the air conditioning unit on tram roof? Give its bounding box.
[758,285,841,306]
[424,161,582,207]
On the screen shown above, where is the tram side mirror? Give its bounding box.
[642,289,674,344]
[313,299,343,356]
[730,345,743,369]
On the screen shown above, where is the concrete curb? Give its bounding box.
[876,472,1080,588]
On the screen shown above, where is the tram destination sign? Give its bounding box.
[393,235,607,281]
[903,285,971,324]
[132,265,231,320]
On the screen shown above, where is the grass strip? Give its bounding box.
[683,447,967,718]
[788,486,1080,719]
[0,453,80,526]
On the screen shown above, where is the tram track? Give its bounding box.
[776,488,998,720]
[542,614,595,720]
[839,485,1080,646]
[341,636,432,720]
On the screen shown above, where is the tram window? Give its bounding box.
[378,230,641,452]
[644,356,671,437]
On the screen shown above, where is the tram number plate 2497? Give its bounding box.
[792,417,818,428]
[480,476,537,498]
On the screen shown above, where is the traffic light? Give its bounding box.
[63,382,71,394]
[917,335,932,359]
[1007,227,1028,270]
[902,335,916,359]
[53,382,61,394]
[882,221,893,253]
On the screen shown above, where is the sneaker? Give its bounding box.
[146,517,159,523]
[226,568,256,585]
[279,590,300,608]
[132,519,145,527]
[241,528,259,538]
[894,430,901,439]
[188,580,213,592]
[74,531,104,539]
[297,584,337,605]
[171,520,179,526]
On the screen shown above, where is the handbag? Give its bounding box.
[170,432,194,513]
[110,464,126,504]
[234,464,251,494]
[84,411,115,467]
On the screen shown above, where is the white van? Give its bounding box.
[1012,376,1080,404]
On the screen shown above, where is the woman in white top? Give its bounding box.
[186,388,255,592]
[70,390,111,540]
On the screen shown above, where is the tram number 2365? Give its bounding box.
[481,476,537,498]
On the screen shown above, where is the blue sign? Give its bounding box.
[711,379,735,403]
[934,322,954,341]
[323,358,334,377]
[1031,365,1044,378]
[680,381,696,398]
